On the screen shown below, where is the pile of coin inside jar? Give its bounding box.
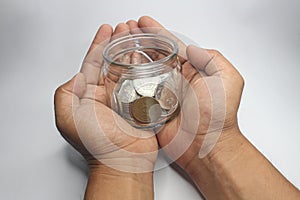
[103,34,181,129]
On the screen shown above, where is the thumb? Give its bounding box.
[186,45,212,72]
[187,45,238,77]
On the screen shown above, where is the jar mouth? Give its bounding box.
[102,33,178,68]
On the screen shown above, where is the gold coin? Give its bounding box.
[157,86,178,110]
[130,97,162,124]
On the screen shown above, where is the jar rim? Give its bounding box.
[102,33,178,68]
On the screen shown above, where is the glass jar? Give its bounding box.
[102,33,182,129]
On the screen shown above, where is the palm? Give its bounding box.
[157,49,243,169]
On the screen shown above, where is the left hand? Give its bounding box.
[54,23,158,173]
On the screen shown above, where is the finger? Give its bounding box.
[112,23,130,41]
[138,16,187,62]
[131,52,141,64]
[110,23,131,69]
[126,19,158,63]
[87,24,113,55]
[187,45,240,77]
[126,20,143,35]
[186,45,212,73]
[137,15,165,30]
[81,25,113,85]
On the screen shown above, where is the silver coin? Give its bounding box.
[118,80,138,103]
[119,102,132,119]
[133,76,160,97]
[156,85,178,111]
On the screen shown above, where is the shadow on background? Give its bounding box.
[64,145,89,178]
[157,150,205,199]
[170,162,204,198]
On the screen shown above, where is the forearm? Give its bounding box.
[187,128,300,200]
[84,165,154,200]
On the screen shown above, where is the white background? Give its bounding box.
[0,0,299,199]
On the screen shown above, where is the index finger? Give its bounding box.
[81,24,113,85]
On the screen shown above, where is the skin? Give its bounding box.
[136,16,300,199]
[54,16,300,200]
[54,23,157,200]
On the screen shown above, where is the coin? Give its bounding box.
[119,102,132,119]
[118,80,138,103]
[156,86,178,111]
[130,97,162,124]
[133,76,160,97]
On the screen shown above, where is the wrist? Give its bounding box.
[186,127,300,200]
[90,164,154,185]
[185,126,246,198]
[186,126,243,174]
[85,165,154,200]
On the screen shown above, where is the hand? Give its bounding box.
[135,17,300,200]
[54,23,158,173]
[54,16,300,200]
[134,16,244,171]
[54,23,157,199]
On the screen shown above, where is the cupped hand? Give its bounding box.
[133,16,244,172]
[54,23,158,173]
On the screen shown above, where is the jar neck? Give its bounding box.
[103,34,179,79]
[105,55,179,80]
